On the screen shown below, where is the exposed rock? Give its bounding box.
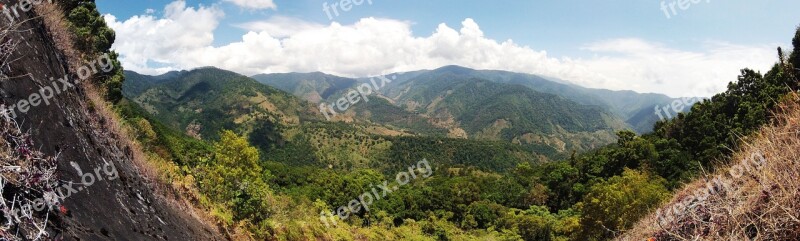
[0,5,222,241]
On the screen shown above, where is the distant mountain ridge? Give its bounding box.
[252,65,698,134]
[253,67,624,152]
[123,66,697,161]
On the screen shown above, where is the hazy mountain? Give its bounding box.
[251,72,451,135]
[124,66,629,156]
[380,65,698,133]
[251,66,697,133]
[370,68,627,152]
[251,72,358,103]
[252,67,629,152]
[122,68,547,171]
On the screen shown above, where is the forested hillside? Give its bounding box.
[119,25,800,240]
[379,65,697,133]
[122,69,554,173]
[123,67,317,140]
[112,25,800,240]
[6,0,796,240]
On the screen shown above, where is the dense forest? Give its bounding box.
[59,1,800,240]
[113,30,800,241]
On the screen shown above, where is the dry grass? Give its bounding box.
[35,0,158,186]
[33,2,233,239]
[36,2,81,72]
[618,93,800,241]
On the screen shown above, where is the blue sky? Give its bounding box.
[96,0,800,97]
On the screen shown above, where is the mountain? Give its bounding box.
[123,67,317,140]
[251,72,358,104]
[253,66,699,134]
[251,72,450,135]
[122,68,546,171]
[381,65,698,133]
[251,68,630,152]
[373,70,627,152]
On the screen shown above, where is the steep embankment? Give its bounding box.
[0,3,221,240]
[619,96,800,240]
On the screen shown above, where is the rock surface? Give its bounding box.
[0,5,223,241]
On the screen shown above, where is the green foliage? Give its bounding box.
[199,130,274,224]
[791,26,800,68]
[123,67,313,141]
[60,0,125,102]
[578,169,670,240]
[463,201,506,229]
[116,99,212,166]
[64,1,115,51]
[113,23,800,241]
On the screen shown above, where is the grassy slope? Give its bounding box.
[619,96,800,241]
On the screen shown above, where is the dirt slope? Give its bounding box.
[618,95,800,240]
[0,4,222,241]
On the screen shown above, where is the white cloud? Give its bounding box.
[222,0,276,10]
[105,1,780,97]
[234,16,324,38]
[572,39,777,97]
[104,1,224,74]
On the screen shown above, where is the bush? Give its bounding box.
[578,169,670,240]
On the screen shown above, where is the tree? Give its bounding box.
[463,201,506,229]
[579,169,670,240]
[61,0,125,102]
[199,130,273,222]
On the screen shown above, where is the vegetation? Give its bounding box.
[60,0,125,102]
[85,1,800,237]
[621,93,800,240]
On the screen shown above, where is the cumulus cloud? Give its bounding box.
[104,1,779,97]
[222,0,276,10]
[570,39,778,97]
[104,1,223,74]
[234,16,325,38]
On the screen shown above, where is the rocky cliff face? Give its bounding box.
[0,3,221,241]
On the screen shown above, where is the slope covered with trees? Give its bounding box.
[73,0,800,237]
[112,25,800,240]
[111,25,800,240]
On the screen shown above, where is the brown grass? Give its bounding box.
[618,93,800,241]
[34,2,233,239]
[35,0,160,188]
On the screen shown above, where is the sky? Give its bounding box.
[96,0,800,97]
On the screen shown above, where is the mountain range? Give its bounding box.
[122,66,698,168]
[252,65,698,134]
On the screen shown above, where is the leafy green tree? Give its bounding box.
[578,169,670,240]
[60,0,125,102]
[463,201,506,229]
[199,130,273,222]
